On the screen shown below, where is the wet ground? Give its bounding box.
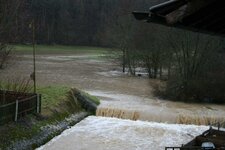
[1,51,225,123]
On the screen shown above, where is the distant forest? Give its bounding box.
[2,0,166,46]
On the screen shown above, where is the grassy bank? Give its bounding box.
[81,91,100,105]
[37,86,71,116]
[0,85,100,149]
[14,44,111,54]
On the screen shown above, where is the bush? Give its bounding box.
[0,44,13,69]
[164,61,225,103]
[161,30,225,103]
[0,77,32,93]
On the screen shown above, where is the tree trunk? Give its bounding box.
[168,63,171,79]
[154,66,158,79]
[160,65,162,79]
[122,49,126,73]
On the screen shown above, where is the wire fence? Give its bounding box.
[0,90,41,124]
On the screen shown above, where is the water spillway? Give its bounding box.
[90,90,225,125]
[37,90,225,150]
[37,116,209,150]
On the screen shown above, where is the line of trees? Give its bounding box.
[2,0,166,46]
[164,30,225,103]
[111,14,225,103]
[91,0,225,103]
[1,0,164,68]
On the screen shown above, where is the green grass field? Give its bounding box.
[14,44,111,54]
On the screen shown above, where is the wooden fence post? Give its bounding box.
[36,94,40,113]
[3,90,5,104]
[39,94,42,113]
[15,100,18,122]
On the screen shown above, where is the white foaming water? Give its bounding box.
[37,116,208,150]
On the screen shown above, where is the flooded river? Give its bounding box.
[2,52,225,149]
[2,53,225,124]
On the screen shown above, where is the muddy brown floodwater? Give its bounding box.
[2,52,225,124]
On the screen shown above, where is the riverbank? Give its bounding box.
[0,86,100,149]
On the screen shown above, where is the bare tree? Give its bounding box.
[165,29,224,102]
[0,0,22,69]
[132,23,168,79]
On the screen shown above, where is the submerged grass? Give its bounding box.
[14,44,110,54]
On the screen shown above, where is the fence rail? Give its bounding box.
[165,147,215,150]
[0,90,41,124]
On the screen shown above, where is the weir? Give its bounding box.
[95,105,225,127]
[95,106,177,123]
[87,91,225,126]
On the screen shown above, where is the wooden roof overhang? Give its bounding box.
[133,0,225,36]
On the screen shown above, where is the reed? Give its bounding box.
[177,114,225,127]
[96,107,140,121]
